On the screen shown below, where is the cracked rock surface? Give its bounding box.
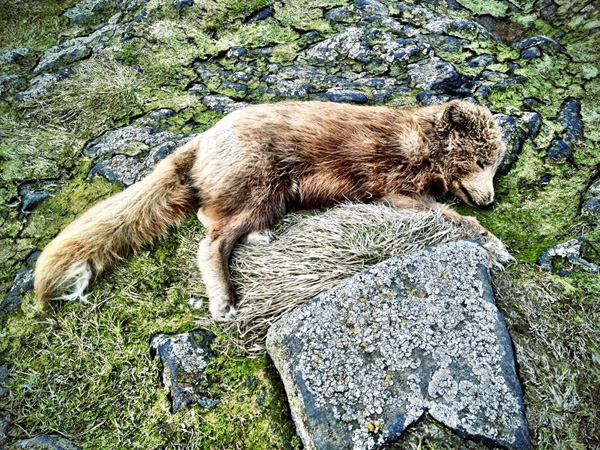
[267,241,530,450]
[150,330,220,413]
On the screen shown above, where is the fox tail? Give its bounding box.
[34,138,199,304]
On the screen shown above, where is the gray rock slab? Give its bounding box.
[9,435,80,450]
[267,241,530,450]
[34,24,118,73]
[151,330,220,413]
[407,57,460,90]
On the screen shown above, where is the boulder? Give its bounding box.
[267,241,530,450]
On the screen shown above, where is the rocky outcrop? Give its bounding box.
[267,241,530,450]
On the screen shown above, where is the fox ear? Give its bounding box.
[443,100,475,129]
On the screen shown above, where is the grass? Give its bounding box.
[1,0,600,448]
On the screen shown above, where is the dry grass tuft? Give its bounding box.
[20,58,145,134]
[181,204,479,353]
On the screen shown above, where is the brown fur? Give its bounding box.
[34,100,511,320]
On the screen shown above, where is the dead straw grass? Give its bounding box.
[181,204,479,353]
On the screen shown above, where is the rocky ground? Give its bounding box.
[0,0,599,448]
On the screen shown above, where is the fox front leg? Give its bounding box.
[378,194,515,268]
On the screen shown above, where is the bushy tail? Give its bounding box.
[34,138,199,304]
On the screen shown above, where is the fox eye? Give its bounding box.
[476,160,485,169]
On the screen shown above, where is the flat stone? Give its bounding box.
[151,330,220,413]
[1,252,39,313]
[201,94,247,113]
[581,180,600,220]
[312,88,368,103]
[83,126,176,159]
[513,35,564,52]
[494,114,527,175]
[0,48,29,65]
[90,136,192,186]
[10,435,80,450]
[538,238,600,274]
[34,24,118,73]
[14,70,72,101]
[547,98,583,159]
[407,57,461,91]
[267,241,531,450]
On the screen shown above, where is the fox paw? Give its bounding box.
[209,299,237,322]
[484,240,516,269]
[241,230,272,246]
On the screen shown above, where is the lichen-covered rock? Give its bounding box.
[267,241,530,450]
[0,48,29,65]
[547,98,584,159]
[0,75,28,99]
[9,435,80,450]
[150,330,220,413]
[407,57,461,91]
[14,70,72,101]
[537,238,600,274]
[0,410,9,444]
[494,114,527,175]
[581,180,600,220]
[0,252,39,313]
[34,24,119,73]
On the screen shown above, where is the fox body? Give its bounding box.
[34,100,512,321]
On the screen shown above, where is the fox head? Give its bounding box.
[436,101,505,207]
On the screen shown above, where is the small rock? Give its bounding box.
[0,48,29,65]
[268,241,531,450]
[325,7,352,22]
[312,88,368,103]
[10,435,80,450]
[201,94,247,113]
[547,98,583,159]
[494,114,527,174]
[465,54,495,68]
[14,70,72,101]
[34,24,118,73]
[173,0,193,11]
[538,238,599,273]
[521,46,541,59]
[219,80,247,94]
[1,252,39,313]
[0,75,28,99]
[581,180,600,220]
[513,35,564,52]
[407,57,461,91]
[151,330,220,413]
[355,0,389,16]
[245,5,275,24]
[417,92,458,106]
[90,136,192,186]
[226,47,247,59]
[83,125,159,159]
[521,112,542,139]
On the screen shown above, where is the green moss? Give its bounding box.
[456,0,509,18]
[0,0,78,52]
[3,225,299,449]
[21,174,120,244]
[220,19,299,48]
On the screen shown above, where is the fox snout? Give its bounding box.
[455,169,496,207]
